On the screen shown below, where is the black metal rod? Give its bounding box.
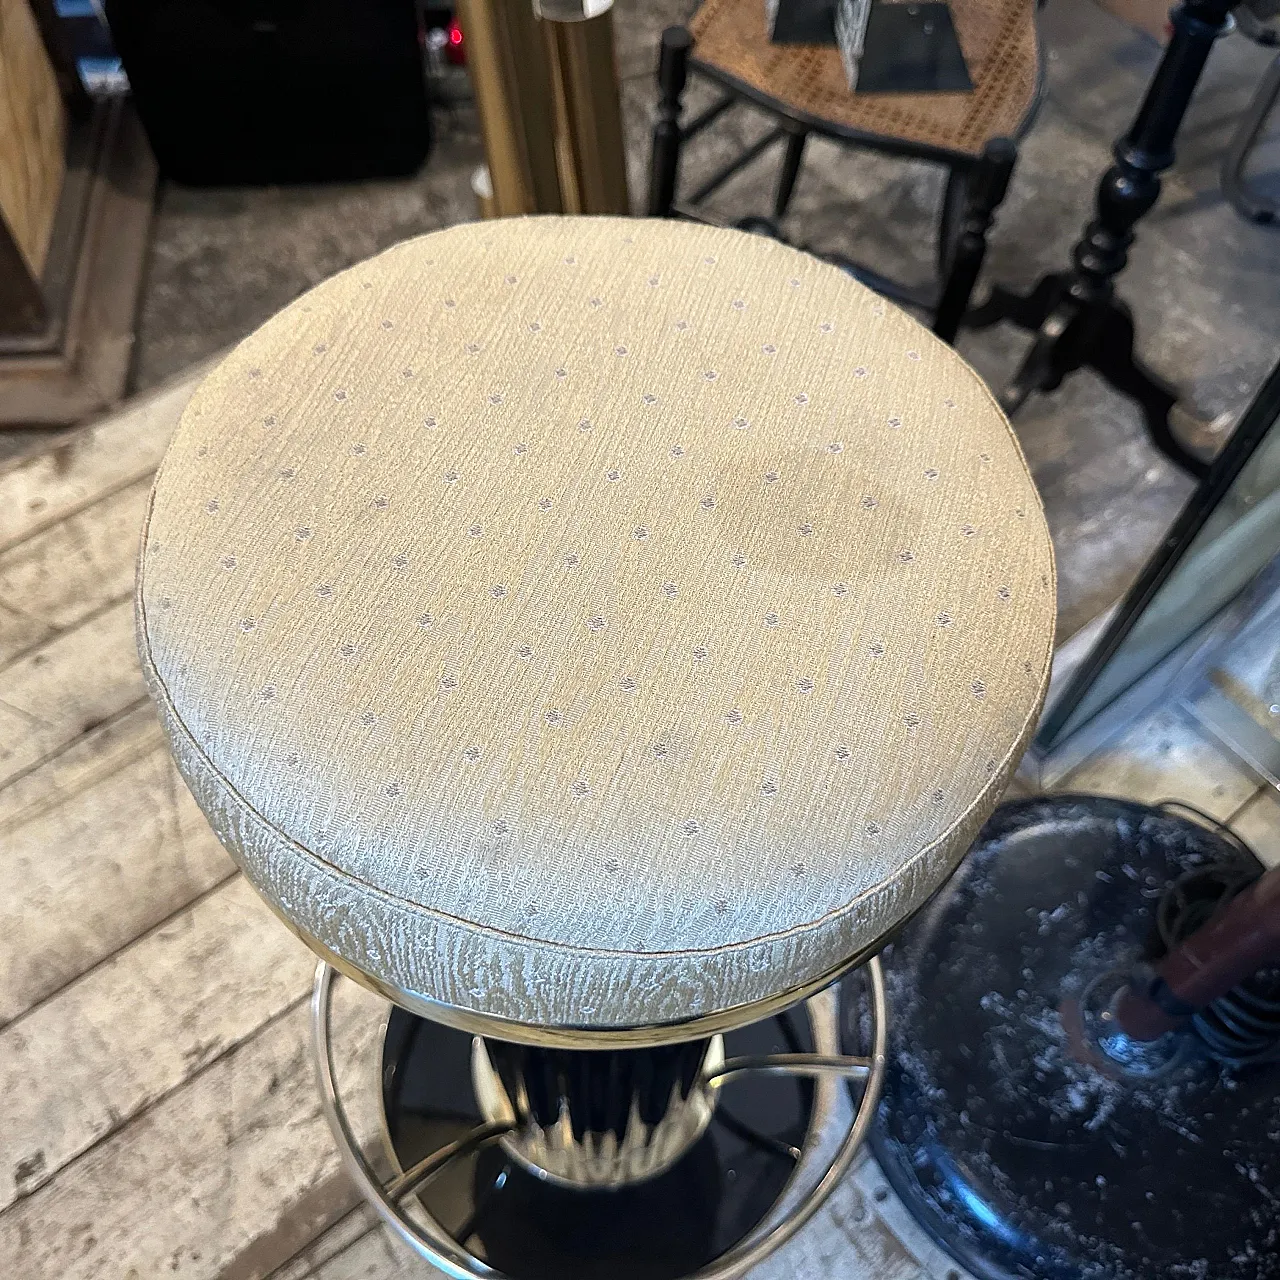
[688,126,788,206]
[682,93,736,142]
[773,130,808,219]
[1221,51,1280,226]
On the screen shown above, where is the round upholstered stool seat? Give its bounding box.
[137,216,1054,1042]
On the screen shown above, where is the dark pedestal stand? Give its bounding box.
[968,0,1235,479]
[871,796,1280,1280]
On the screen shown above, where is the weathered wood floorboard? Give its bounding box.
[0,736,233,1025]
[1,875,316,1213]
[302,1223,416,1280]
[268,1207,381,1280]
[0,599,47,667]
[0,700,160,832]
[0,597,146,789]
[0,476,152,665]
[0,979,384,1280]
[0,368,202,553]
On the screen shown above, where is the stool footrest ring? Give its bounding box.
[385,1121,515,1201]
[706,1053,873,1085]
[311,958,887,1280]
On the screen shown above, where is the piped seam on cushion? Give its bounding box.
[137,549,1053,963]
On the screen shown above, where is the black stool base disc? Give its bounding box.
[381,1008,817,1280]
[872,795,1280,1280]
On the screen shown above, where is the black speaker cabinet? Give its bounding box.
[103,0,432,184]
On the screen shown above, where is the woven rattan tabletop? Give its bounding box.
[689,0,1040,159]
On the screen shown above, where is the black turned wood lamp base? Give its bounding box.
[871,796,1280,1280]
[965,0,1239,480]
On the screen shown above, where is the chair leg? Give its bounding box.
[1222,50,1280,226]
[931,138,1017,346]
[773,129,808,219]
[937,167,968,279]
[648,27,693,218]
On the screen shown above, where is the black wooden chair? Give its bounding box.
[647,0,1044,343]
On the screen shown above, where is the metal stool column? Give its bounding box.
[313,959,889,1280]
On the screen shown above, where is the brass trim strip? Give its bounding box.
[454,0,562,215]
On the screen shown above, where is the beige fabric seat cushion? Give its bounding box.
[137,217,1055,1033]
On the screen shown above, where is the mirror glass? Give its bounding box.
[1036,360,1280,752]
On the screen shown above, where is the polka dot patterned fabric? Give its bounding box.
[137,217,1055,1033]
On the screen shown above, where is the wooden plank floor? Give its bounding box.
[2,376,1276,1279]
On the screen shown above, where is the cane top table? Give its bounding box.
[135,215,1054,1040]
[689,0,1041,159]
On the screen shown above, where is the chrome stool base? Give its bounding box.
[470,1032,727,1190]
[314,958,886,1280]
